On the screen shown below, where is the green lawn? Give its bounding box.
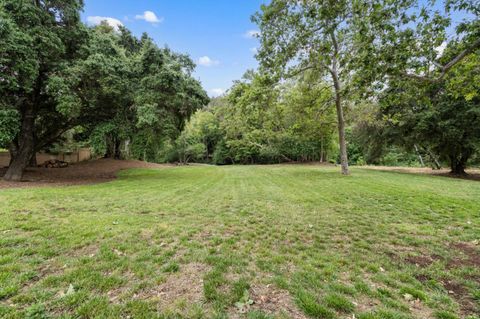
[0,165,479,319]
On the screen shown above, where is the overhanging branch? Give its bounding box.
[404,37,480,82]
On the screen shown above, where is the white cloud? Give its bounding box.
[244,30,260,39]
[198,56,220,67]
[250,47,258,54]
[210,88,225,97]
[135,11,163,24]
[86,16,123,31]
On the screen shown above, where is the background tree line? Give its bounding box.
[1,0,478,178]
[171,71,338,165]
[0,0,208,181]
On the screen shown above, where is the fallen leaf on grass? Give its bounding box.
[113,248,125,256]
[403,293,413,301]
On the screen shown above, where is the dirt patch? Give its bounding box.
[442,280,478,315]
[414,274,431,283]
[106,271,137,304]
[354,296,381,313]
[408,298,434,319]
[448,242,480,268]
[361,166,480,181]
[404,254,442,267]
[0,158,171,189]
[359,274,435,318]
[229,284,308,319]
[134,262,210,311]
[68,243,100,258]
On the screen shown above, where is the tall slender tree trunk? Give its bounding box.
[320,137,324,163]
[330,32,349,175]
[124,139,130,159]
[414,144,424,167]
[333,84,349,175]
[3,104,35,181]
[430,153,441,170]
[330,72,349,175]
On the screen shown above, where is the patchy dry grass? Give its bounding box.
[0,165,479,318]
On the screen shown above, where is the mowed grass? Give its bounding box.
[0,165,479,319]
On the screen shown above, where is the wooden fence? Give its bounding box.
[0,148,92,168]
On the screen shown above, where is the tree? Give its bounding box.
[1,0,87,181]
[360,0,480,174]
[127,36,209,162]
[252,0,408,174]
[379,53,480,175]
[354,0,478,93]
[1,2,208,180]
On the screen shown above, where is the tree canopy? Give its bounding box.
[248,0,479,174]
[0,1,208,181]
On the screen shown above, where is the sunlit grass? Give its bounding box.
[0,165,479,318]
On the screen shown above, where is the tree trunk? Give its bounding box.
[29,153,37,167]
[432,157,441,170]
[105,135,115,158]
[3,105,35,181]
[8,141,18,167]
[428,151,441,170]
[414,144,425,167]
[449,156,467,175]
[330,31,349,175]
[124,139,130,159]
[330,70,349,175]
[320,137,324,163]
[114,138,121,160]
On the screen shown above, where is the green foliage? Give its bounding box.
[0,108,19,148]
[89,123,117,157]
[0,9,38,94]
[342,1,480,172]
[378,54,480,173]
[0,0,86,160]
[0,2,208,178]
[175,71,337,164]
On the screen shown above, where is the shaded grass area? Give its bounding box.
[0,165,479,318]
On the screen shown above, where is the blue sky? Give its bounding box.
[81,1,471,97]
[81,0,266,97]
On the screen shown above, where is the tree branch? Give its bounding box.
[285,65,316,79]
[404,37,480,82]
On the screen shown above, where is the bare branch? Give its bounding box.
[441,37,480,75]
